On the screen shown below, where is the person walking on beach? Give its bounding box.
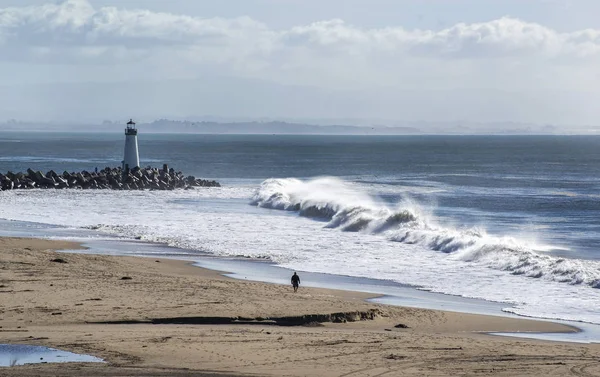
[291,272,300,293]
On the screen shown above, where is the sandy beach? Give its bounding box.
[1,237,599,376]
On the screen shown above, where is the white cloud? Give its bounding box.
[0,0,599,124]
[0,0,269,48]
[1,0,598,61]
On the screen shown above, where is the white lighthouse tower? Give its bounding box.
[123,119,140,171]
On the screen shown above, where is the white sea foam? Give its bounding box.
[0,180,599,324]
[252,177,600,289]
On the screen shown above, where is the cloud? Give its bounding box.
[1,0,599,61]
[0,0,599,124]
[0,0,275,65]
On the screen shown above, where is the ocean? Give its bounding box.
[1,132,600,325]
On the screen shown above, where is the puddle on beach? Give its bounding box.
[0,344,104,367]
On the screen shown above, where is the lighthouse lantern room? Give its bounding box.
[123,119,140,171]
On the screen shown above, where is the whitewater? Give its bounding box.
[1,176,599,324]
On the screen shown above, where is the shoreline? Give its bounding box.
[2,237,600,376]
[193,256,532,317]
[7,228,596,330]
[6,216,593,334]
[2,222,597,332]
[69,234,592,336]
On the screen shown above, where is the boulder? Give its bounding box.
[0,166,220,191]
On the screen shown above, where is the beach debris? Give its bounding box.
[94,309,383,327]
[385,354,406,360]
[50,258,68,264]
[311,339,351,346]
[394,323,409,329]
[0,166,220,191]
[51,312,62,315]
[432,347,463,351]
[120,276,132,280]
[150,336,172,343]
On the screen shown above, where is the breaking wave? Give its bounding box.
[252,177,600,289]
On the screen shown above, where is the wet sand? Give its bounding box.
[1,237,599,376]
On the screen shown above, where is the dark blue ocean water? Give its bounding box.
[1,132,599,260]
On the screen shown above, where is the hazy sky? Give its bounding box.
[0,0,599,127]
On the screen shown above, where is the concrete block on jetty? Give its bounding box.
[0,166,220,191]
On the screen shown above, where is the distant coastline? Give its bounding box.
[1,119,598,135]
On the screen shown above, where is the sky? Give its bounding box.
[0,0,599,129]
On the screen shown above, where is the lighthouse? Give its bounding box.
[123,119,140,171]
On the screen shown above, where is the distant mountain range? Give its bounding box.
[122,120,422,135]
[0,119,419,134]
[0,118,597,135]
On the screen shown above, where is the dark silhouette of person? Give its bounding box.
[291,272,300,292]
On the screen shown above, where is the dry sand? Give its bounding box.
[1,237,599,376]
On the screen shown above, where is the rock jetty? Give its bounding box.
[0,165,220,191]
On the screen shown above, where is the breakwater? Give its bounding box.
[0,165,220,191]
